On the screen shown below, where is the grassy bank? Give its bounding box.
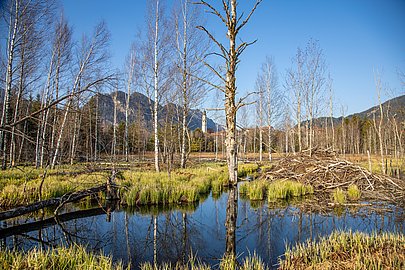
[0,247,267,270]
[120,163,233,206]
[0,245,126,270]
[0,162,263,209]
[0,167,107,208]
[5,231,401,269]
[140,253,267,270]
[279,231,405,270]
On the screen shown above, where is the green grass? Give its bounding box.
[239,179,313,203]
[332,188,347,204]
[238,163,259,178]
[246,180,268,201]
[219,254,268,270]
[0,163,229,208]
[267,180,313,202]
[347,184,361,201]
[0,170,107,207]
[279,231,405,270]
[0,245,126,270]
[121,164,228,206]
[140,253,267,270]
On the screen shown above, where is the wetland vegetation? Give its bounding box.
[0,156,404,269]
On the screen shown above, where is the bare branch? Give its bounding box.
[236,0,263,34]
[195,0,228,26]
[236,39,257,57]
[196,25,228,57]
[188,72,225,92]
[236,91,258,110]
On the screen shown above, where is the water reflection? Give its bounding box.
[1,191,404,269]
[225,186,237,259]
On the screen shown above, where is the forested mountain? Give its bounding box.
[94,91,219,131]
[313,94,405,128]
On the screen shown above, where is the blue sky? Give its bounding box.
[61,0,405,116]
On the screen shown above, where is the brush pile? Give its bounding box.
[262,149,405,205]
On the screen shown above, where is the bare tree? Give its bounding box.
[286,39,326,155]
[174,0,210,168]
[256,81,264,162]
[1,0,55,169]
[286,48,304,153]
[327,75,335,151]
[197,0,262,185]
[373,71,386,174]
[124,43,137,162]
[302,39,326,156]
[257,56,281,161]
[51,21,113,169]
[138,0,172,172]
[340,105,347,158]
[36,15,72,168]
[197,0,262,262]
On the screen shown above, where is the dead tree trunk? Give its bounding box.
[197,0,262,185]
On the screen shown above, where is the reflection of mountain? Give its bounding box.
[94,91,220,131]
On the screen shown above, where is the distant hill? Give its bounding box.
[313,94,405,127]
[94,91,220,131]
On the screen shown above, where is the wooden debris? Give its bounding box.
[262,149,405,206]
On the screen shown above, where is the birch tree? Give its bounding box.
[124,43,137,162]
[139,0,171,172]
[1,0,54,169]
[302,39,326,156]
[259,56,281,161]
[373,72,386,174]
[286,48,304,153]
[174,0,210,168]
[51,21,113,168]
[286,40,326,155]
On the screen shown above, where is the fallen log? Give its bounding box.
[0,185,106,221]
[0,207,106,239]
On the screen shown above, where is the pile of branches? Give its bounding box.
[262,149,405,205]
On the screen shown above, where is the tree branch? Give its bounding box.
[236,0,263,34]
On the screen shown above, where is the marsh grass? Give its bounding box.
[0,245,126,270]
[0,163,227,208]
[121,164,228,206]
[279,231,405,270]
[0,170,107,207]
[219,254,268,270]
[332,188,347,204]
[239,179,313,203]
[140,255,210,270]
[347,184,361,200]
[247,180,268,201]
[140,254,267,270]
[238,163,259,178]
[267,180,313,202]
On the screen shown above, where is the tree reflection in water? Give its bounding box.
[1,192,403,269]
[225,186,238,260]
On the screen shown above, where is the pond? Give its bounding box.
[1,188,404,269]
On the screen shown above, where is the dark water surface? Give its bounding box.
[1,191,404,269]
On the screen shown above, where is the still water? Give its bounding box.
[1,190,404,269]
